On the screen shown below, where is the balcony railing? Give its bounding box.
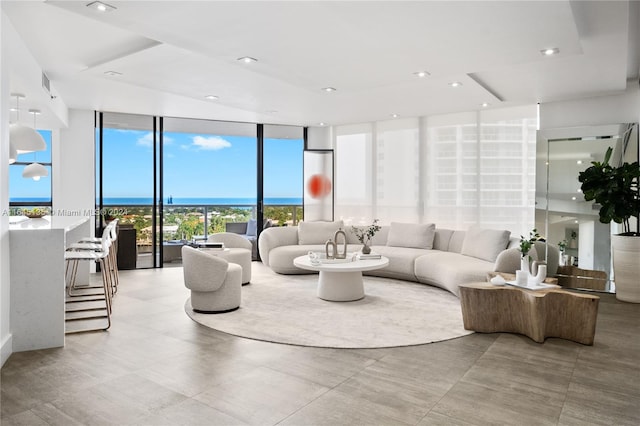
[100,203,303,268]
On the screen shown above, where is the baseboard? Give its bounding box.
[1,333,12,368]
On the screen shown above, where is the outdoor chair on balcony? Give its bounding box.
[182,246,242,313]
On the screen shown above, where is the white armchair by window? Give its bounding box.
[182,246,242,313]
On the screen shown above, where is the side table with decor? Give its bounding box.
[459,275,600,345]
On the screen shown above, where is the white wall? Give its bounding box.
[307,126,332,150]
[0,10,79,367]
[1,11,12,367]
[54,110,95,216]
[540,85,640,128]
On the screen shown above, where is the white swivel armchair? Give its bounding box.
[182,246,242,313]
[206,232,253,285]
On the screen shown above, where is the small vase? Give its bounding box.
[520,255,530,275]
[362,244,371,254]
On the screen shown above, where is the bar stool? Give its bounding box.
[68,220,119,296]
[64,231,112,332]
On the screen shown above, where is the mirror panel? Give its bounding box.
[536,123,638,293]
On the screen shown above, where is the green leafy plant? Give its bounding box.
[558,240,567,253]
[351,219,381,245]
[519,228,540,258]
[578,146,640,235]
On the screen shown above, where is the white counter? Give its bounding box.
[10,216,91,352]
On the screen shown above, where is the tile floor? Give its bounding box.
[1,263,639,425]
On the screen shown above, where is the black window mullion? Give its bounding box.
[257,124,264,235]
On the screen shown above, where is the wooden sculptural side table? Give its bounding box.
[459,282,600,345]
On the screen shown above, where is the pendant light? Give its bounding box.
[9,94,46,154]
[9,142,17,164]
[21,109,48,181]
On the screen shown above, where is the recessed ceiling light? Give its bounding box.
[28,109,41,115]
[577,188,582,193]
[572,196,577,201]
[9,107,18,112]
[86,1,116,12]
[390,114,399,118]
[541,47,559,56]
[449,81,462,88]
[318,122,327,126]
[576,160,583,165]
[237,56,257,64]
[204,95,218,100]
[414,71,430,78]
[104,70,122,76]
[481,102,490,108]
[321,87,336,92]
[574,220,579,224]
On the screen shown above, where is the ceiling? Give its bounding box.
[2,0,639,130]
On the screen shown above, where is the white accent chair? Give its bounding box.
[206,232,253,285]
[182,246,242,313]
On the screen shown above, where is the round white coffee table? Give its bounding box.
[293,255,389,301]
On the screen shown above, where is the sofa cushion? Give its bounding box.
[386,222,435,249]
[246,219,258,237]
[461,226,511,262]
[448,230,466,253]
[365,245,425,281]
[415,251,495,296]
[298,220,344,245]
[433,229,454,251]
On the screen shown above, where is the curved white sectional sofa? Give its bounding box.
[258,220,559,297]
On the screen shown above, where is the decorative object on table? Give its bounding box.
[309,250,356,265]
[23,208,46,219]
[515,270,528,286]
[325,238,336,259]
[490,274,506,286]
[358,253,382,260]
[579,144,640,302]
[518,228,541,280]
[530,262,547,285]
[333,227,347,259]
[351,219,381,255]
[558,239,568,265]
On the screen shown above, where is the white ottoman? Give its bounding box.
[202,248,252,285]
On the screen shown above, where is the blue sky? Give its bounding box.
[9,130,52,200]
[101,129,303,199]
[10,128,303,202]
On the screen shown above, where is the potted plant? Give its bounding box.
[558,239,568,266]
[351,219,381,254]
[518,228,540,275]
[569,230,578,248]
[578,146,640,302]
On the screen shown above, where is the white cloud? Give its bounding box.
[136,132,173,147]
[192,135,232,151]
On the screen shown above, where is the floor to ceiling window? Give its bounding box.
[97,112,159,269]
[96,113,305,267]
[162,118,257,258]
[334,105,537,237]
[263,125,304,226]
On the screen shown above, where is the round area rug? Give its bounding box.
[184,264,473,349]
